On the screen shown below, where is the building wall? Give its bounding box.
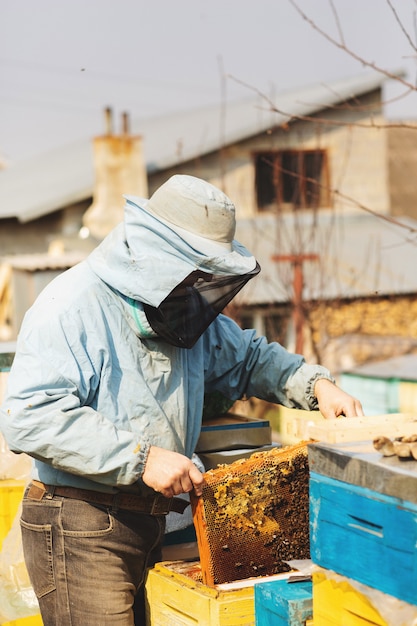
[1,91,390,256]
[0,200,91,257]
[387,123,417,219]
[0,89,406,361]
[149,91,390,219]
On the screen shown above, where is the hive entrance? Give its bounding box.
[191,442,310,586]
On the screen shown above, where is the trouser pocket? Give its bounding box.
[20,516,55,598]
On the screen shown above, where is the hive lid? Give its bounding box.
[196,414,272,452]
[308,440,417,504]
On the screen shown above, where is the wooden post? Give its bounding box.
[271,253,319,354]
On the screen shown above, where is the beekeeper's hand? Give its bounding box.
[314,378,364,419]
[142,446,205,497]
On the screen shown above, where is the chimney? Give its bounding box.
[82,108,148,240]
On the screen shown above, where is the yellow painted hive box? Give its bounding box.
[145,560,256,626]
[0,479,25,551]
[313,567,417,626]
[0,480,43,626]
[4,617,43,626]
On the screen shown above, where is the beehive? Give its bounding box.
[4,617,43,626]
[309,440,417,605]
[254,578,312,626]
[312,566,417,626]
[0,481,44,626]
[145,560,255,626]
[0,480,25,552]
[191,442,310,586]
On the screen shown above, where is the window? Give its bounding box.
[255,150,329,211]
[239,308,290,346]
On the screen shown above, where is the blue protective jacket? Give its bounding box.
[0,197,333,493]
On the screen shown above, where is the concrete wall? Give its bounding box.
[1,90,390,255]
[0,200,92,256]
[388,123,417,219]
[150,91,390,219]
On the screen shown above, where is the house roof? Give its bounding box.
[1,251,87,272]
[234,211,417,304]
[4,209,414,306]
[342,353,417,381]
[0,70,400,224]
[0,211,417,306]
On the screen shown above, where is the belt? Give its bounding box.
[26,480,189,516]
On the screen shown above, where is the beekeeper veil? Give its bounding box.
[141,175,260,348]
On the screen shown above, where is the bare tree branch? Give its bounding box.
[228,72,417,132]
[332,188,417,237]
[329,0,345,46]
[288,0,416,91]
[387,0,417,53]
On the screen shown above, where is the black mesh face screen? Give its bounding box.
[143,263,260,348]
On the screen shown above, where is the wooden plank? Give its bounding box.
[307,412,417,444]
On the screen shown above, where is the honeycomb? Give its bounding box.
[191,441,310,586]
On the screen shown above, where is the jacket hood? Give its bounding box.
[87,195,257,307]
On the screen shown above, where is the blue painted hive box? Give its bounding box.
[254,578,312,626]
[308,440,417,606]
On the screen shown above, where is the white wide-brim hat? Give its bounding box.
[145,174,236,257]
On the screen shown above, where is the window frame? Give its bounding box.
[254,149,330,211]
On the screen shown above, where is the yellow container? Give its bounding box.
[0,480,43,626]
[4,616,43,626]
[145,561,255,625]
[313,567,417,626]
[0,479,25,551]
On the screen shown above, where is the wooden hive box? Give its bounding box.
[0,480,44,626]
[312,566,417,625]
[4,617,43,626]
[0,479,25,551]
[145,560,255,626]
[278,406,324,445]
[254,578,312,626]
[196,414,272,453]
[309,440,417,605]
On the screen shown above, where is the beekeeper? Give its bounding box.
[0,175,363,625]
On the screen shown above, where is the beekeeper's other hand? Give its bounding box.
[314,378,364,419]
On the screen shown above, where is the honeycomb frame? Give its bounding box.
[191,441,311,586]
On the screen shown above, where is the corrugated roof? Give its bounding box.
[343,353,417,381]
[235,211,417,304]
[1,252,87,271]
[140,70,398,173]
[0,70,400,223]
[1,211,416,307]
[0,341,16,355]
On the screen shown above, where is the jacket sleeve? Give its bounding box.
[203,314,334,410]
[0,309,150,487]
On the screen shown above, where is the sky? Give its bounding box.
[1,0,417,165]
